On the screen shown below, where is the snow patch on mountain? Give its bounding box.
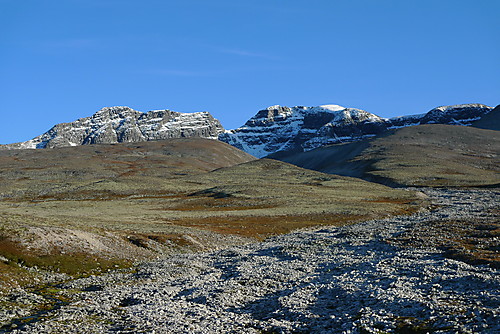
[387,114,426,129]
[1,103,494,155]
[420,103,491,125]
[219,105,387,158]
[3,107,225,150]
[219,103,493,157]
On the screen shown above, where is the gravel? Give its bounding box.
[3,188,499,333]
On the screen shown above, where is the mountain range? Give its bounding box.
[220,103,494,157]
[1,103,495,157]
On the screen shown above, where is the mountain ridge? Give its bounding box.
[1,103,495,155]
[218,104,387,157]
[220,103,493,157]
[2,106,225,150]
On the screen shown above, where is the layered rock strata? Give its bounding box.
[219,103,493,157]
[3,107,225,149]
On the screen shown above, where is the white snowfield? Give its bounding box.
[9,188,499,333]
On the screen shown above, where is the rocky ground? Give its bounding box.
[1,188,498,333]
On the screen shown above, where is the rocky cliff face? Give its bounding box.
[219,103,493,157]
[218,105,387,157]
[3,107,225,149]
[389,103,493,128]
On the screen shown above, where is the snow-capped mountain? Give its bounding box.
[219,103,493,158]
[1,103,493,155]
[3,107,225,149]
[419,104,492,125]
[218,105,387,157]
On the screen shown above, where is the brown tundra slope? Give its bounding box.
[0,138,423,290]
[271,124,500,187]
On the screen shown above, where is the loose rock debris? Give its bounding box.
[2,188,499,333]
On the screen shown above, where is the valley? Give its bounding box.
[0,103,498,333]
[0,138,422,293]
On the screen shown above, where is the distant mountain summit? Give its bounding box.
[3,106,225,149]
[218,105,387,157]
[418,103,492,125]
[219,103,493,157]
[1,103,494,155]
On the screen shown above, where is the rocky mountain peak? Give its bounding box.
[421,103,492,125]
[218,103,494,158]
[96,106,135,114]
[2,107,225,149]
[333,108,383,124]
[248,105,293,125]
[219,104,387,158]
[92,106,137,118]
[1,102,494,155]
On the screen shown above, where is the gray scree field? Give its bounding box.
[3,188,498,333]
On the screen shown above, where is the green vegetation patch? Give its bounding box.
[0,235,130,278]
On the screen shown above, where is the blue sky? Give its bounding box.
[1,0,499,144]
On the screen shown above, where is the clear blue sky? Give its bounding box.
[1,0,499,144]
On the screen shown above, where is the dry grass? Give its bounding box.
[387,213,499,268]
[0,236,131,276]
[0,262,36,294]
[171,213,369,239]
[275,125,500,187]
[0,140,426,289]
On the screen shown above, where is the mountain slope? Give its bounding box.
[0,139,424,291]
[271,124,500,187]
[472,105,500,131]
[219,103,493,157]
[0,138,258,290]
[219,104,387,157]
[2,106,225,149]
[0,138,256,201]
